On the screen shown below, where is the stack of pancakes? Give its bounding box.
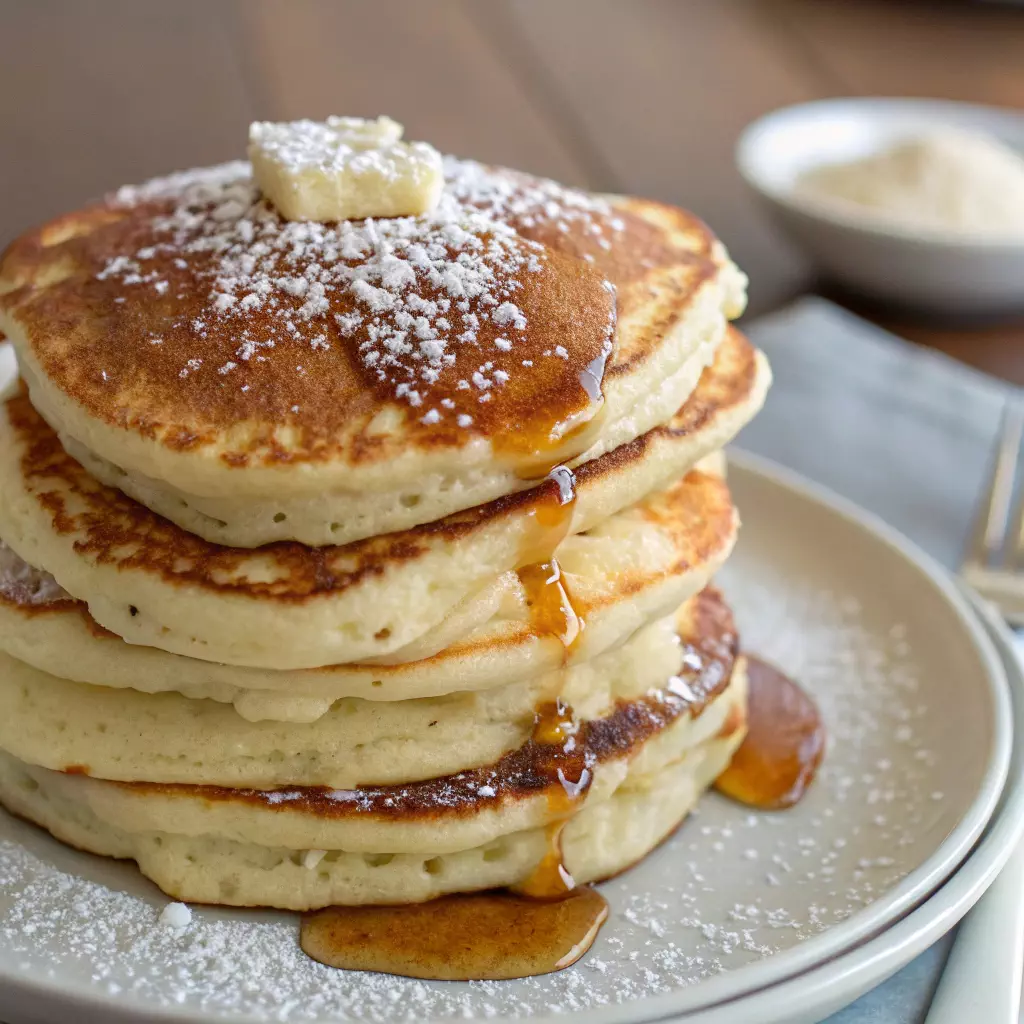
[0,153,770,909]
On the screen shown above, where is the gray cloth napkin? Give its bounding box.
[743,297,1015,1023]
[743,297,1012,571]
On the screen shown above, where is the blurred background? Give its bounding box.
[1,0,1022,372]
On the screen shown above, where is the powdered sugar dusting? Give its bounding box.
[444,157,626,250]
[157,902,192,931]
[0,562,978,1021]
[99,158,619,428]
[249,117,413,177]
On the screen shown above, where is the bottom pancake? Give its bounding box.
[0,664,745,909]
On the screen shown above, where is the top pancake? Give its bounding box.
[0,158,745,542]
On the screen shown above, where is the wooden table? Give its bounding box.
[2,0,1023,377]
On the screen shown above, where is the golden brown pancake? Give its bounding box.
[0,161,718,468]
[0,332,759,671]
[0,595,689,787]
[99,587,736,803]
[0,128,771,922]
[0,159,745,544]
[0,590,748,907]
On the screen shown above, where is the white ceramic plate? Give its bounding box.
[0,451,1012,1024]
[682,586,1024,1024]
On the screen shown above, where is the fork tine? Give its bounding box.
[966,403,1024,569]
[1004,407,1024,567]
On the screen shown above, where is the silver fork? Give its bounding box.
[961,403,1024,626]
[930,403,1024,1024]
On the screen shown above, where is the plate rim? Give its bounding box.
[0,449,1014,1024]
[550,449,1014,1023]
[673,585,1024,1024]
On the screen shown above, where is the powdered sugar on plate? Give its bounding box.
[0,514,997,1023]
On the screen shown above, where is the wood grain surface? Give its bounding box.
[1,0,1023,378]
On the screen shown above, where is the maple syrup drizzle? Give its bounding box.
[300,888,609,981]
[513,695,592,900]
[513,822,578,900]
[295,593,752,982]
[518,464,578,563]
[299,698,600,980]
[528,700,590,816]
[510,543,592,900]
[515,463,585,671]
[506,700,585,899]
[515,560,581,652]
[715,656,826,810]
[530,696,577,748]
[494,347,612,481]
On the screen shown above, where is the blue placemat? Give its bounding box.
[744,297,1015,1023]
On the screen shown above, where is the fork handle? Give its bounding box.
[924,838,1024,1024]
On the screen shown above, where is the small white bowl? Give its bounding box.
[737,98,1024,317]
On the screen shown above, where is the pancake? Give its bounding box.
[0,585,726,789]
[0,120,774,933]
[0,612,673,787]
[0,710,743,909]
[0,158,745,546]
[60,327,720,549]
[0,597,746,907]
[0,334,762,672]
[0,450,732,698]
[3,593,739,853]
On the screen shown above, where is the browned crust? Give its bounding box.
[0,586,77,616]
[102,587,738,820]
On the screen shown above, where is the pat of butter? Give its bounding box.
[248,116,444,222]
